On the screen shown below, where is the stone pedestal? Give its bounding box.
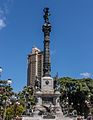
[41,77,54,94]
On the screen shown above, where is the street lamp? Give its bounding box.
[7,79,12,86]
[0,67,3,78]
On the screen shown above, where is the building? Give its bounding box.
[27,47,43,86]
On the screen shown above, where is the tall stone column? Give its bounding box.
[42,8,51,77]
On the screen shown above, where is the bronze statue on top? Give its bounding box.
[43,7,51,24]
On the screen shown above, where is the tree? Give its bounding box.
[6,106,14,120]
[0,80,14,119]
[5,104,24,119]
[17,86,35,115]
[59,77,93,118]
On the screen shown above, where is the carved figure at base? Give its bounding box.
[35,76,41,91]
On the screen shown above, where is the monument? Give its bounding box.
[23,8,63,120]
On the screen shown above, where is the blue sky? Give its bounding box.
[0,0,93,92]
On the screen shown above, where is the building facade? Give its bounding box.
[27,47,43,86]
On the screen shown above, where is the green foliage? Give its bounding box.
[17,86,35,105]
[5,105,24,119]
[15,105,24,116]
[16,85,35,116]
[0,80,14,119]
[6,106,14,120]
[59,77,93,96]
[59,77,93,117]
[0,81,34,119]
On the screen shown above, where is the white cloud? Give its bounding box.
[0,19,6,30]
[0,7,6,30]
[80,72,91,78]
[0,0,14,30]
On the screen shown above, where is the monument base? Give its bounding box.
[22,106,63,120]
[22,116,62,120]
[43,115,55,119]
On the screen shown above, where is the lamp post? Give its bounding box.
[0,67,3,79]
[7,79,12,85]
